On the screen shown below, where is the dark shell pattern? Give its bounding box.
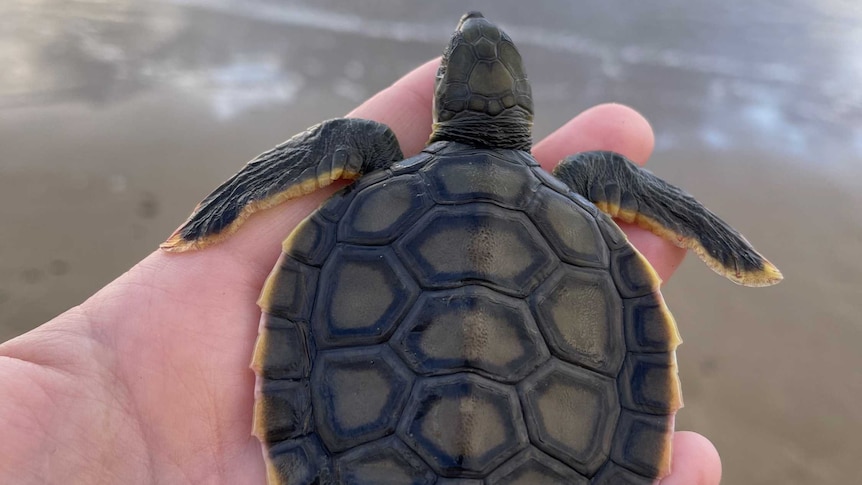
[251,142,683,484]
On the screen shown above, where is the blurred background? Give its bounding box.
[1,0,860,483]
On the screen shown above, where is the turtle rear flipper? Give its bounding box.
[553,151,782,287]
[161,118,403,252]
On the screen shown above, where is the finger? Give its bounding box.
[661,431,722,485]
[533,103,686,282]
[349,58,438,156]
[533,103,655,167]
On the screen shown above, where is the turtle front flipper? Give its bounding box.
[553,151,782,287]
[161,118,403,252]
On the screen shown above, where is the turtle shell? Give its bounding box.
[251,142,683,484]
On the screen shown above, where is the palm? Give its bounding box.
[0,60,720,485]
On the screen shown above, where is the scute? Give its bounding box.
[624,292,682,352]
[251,315,311,379]
[592,461,654,485]
[397,373,528,477]
[618,352,683,415]
[282,214,335,266]
[335,436,436,485]
[258,254,318,321]
[611,245,660,298]
[423,152,538,209]
[265,436,331,485]
[518,359,620,476]
[313,246,419,348]
[311,346,413,452]
[486,448,589,485]
[391,286,549,382]
[530,266,624,376]
[529,186,609,268]
[338,174,432,244]
[253,379,312,443]
[253,147,681,483]
[396,203,557,297]
[611,410,673,478]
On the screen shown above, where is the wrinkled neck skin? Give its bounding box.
[430,108,533,151]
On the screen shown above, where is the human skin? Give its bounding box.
[0,59,721,484]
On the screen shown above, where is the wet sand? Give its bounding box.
[1,1,860,483]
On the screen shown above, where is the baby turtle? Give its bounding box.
[162,12,781,485]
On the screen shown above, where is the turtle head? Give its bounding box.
[430,12,534,151]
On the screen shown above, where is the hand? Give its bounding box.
[0,59,721,484]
